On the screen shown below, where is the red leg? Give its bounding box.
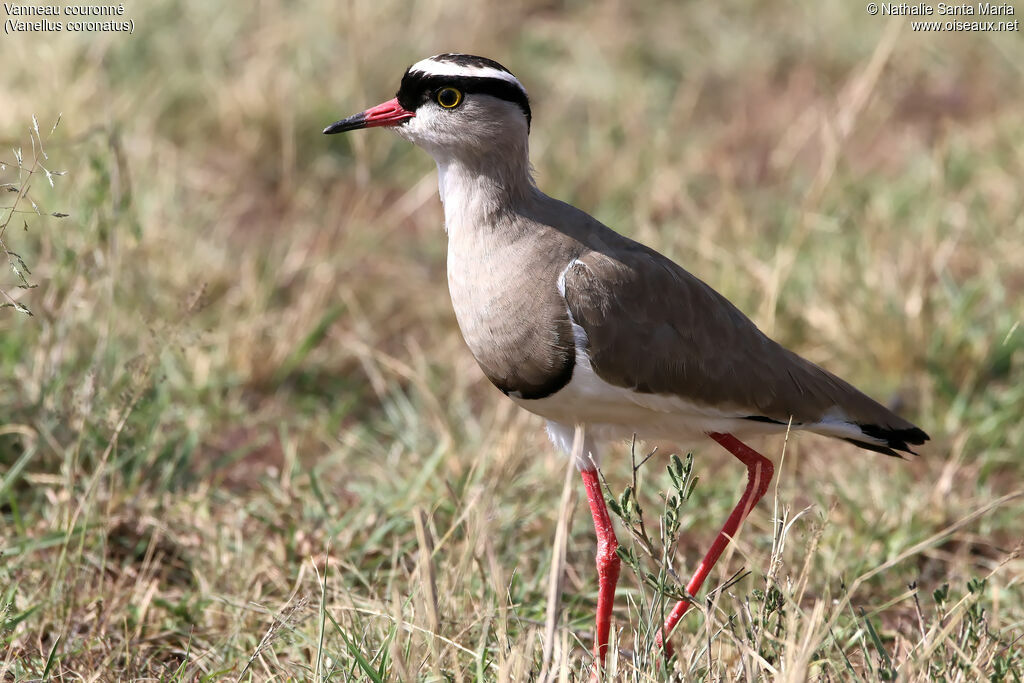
[581,467,621,669]
[655,432,774,657]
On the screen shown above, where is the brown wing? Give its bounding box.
[561,241,928,454]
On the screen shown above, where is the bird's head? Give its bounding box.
[324,54,531,165]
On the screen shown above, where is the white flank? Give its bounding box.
[546,421,602,471]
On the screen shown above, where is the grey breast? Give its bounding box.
[446,208,580,400]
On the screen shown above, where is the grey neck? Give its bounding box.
[433,143,536,233]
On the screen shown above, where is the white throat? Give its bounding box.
[432,150,535,235]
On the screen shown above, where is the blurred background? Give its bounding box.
[1,0,1022,679]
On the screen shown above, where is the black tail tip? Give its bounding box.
[854,424,930,457]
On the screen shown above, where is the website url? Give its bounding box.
[911,18,1020,29]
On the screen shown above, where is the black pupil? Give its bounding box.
[439,89,458,107]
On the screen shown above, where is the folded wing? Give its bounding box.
[561,244,929,456]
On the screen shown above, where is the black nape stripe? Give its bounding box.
[396,70,532,130]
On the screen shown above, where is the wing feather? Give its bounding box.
[560,242,928,453]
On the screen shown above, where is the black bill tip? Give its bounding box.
[323,113,366,135]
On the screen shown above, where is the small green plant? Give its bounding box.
[603,444,757,678]
[908,575,1024,682]
[0,115,68,316]
[605,446,700,606]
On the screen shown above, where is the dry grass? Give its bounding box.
[1,0,1023,680]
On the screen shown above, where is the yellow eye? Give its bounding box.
[436,87,462,109]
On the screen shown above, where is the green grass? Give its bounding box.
[2,0,1023,679]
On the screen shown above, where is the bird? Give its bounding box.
[324,53,929,672]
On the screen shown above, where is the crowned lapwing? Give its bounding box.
[324,53,928,671]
